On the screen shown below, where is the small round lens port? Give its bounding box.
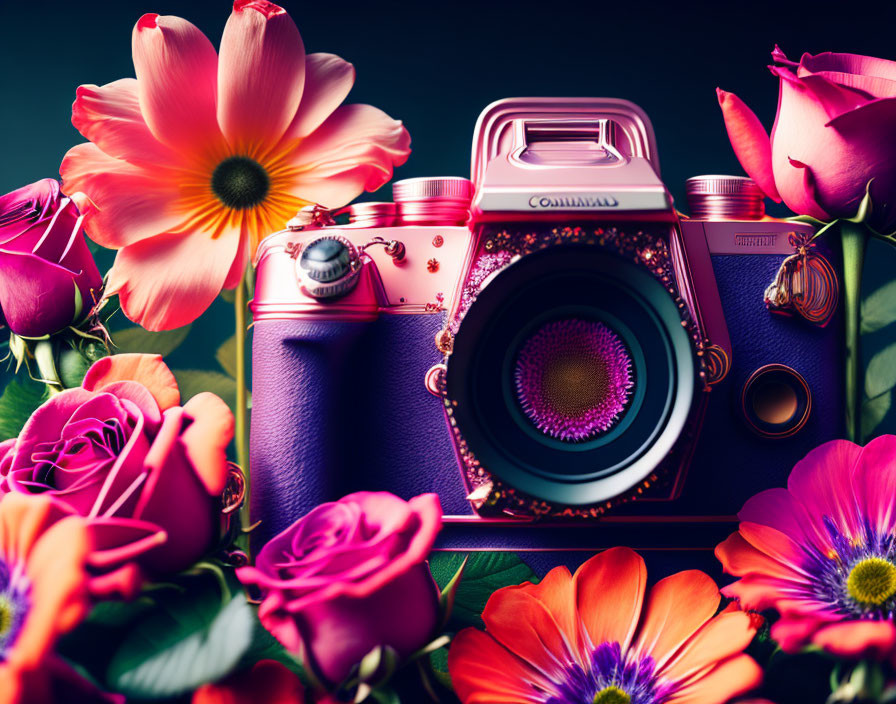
[741,364,811,438]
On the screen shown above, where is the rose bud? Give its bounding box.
[237,492,442,685]
[719,47,896,233]
[0,179,103,337]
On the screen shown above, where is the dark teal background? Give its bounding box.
[1,0,895,433]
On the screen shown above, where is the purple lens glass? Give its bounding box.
[514,318,634,442]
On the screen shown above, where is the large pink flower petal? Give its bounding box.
[716,88,781,202]
[217,0,305,152]
[721,574,809,612]
[795,73,874,120]
[132,13,222,155]
[738,487,831,553]
[853,434,896,535]
[737,522,814,580]
[286,104,411,208]
[107,225,241,331]
[71,78,178,167]
[715,532,808,585]
[280,53,355,142]
[60,143,185,249]
[787,439,863,539]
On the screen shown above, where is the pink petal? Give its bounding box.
[716,88,781,202]
[738,487,831,554]
[721,574,809,612]
[280,53,355,142]
[813,620,896,660]
[181,392,234,495]
[787,439,863,539]
[737,522,813,579]
[71,78,178,167]
[286,104,411,208]
[800,51,896,96]
[854,435,896,535]
[769,609,835,653]
[107,225,241,331]
[60,143,184,249]
[217,0,305,152]
[715,532,807,584]
[86,516,167,569]
[795,72,874,121]
[132,13,222,154]
[223,229,249,289]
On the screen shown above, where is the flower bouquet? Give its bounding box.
[2,4,896,703]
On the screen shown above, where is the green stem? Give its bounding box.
[33,340,63,396]
[235,273,251,532]
[841,222,869,442]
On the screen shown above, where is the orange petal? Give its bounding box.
[715,531,807,583]
[517,566,580,659]
[481,585,578,679]
[448,628,551,704]
[738,522,813,579]
[1,498,90,672]
[661,611,759,685]
[666,654,762,704]
[573,547,646,652]
[82,353,180,410]
[192,660,304,704]
[181,392,234,495]
[632,570,720,670]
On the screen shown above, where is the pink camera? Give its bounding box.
[250,98,841,550]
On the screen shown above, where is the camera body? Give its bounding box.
[250,98,842,563]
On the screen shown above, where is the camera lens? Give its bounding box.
[514,319,634,442]
[446,242,696,507]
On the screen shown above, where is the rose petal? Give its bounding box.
[83,354,179,411]
[181,392,234,495]
[717,88,781,202]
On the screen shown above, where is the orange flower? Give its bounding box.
[448,547,762,704]
[0,494,91,704]
[61,0,410,331]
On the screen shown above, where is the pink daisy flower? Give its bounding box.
[61,0,410,331]
[716,436,896,662]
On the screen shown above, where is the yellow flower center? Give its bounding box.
[211,156,270,210]
[847,557,896,606]
[0,594,12,637]
[593,686,631,704]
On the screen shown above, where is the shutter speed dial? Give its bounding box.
[296,235,362,299]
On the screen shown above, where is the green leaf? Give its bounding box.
[438,556,467,629]
[112,324,192,357]
[173,369,241,413]
[107,590,254,699]
[238,613,305,677]
[863,391,893,441]
[428,552,537,630]
[861,280,896,334]
[0,376,49,441]
[865,342,896,398]
[216,334,239,379]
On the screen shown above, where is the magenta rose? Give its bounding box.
[0,353,234,598]
[237,492,442,684]
[0,179,103,337]
[718,47,896,233]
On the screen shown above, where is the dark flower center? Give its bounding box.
[211,156,270,210]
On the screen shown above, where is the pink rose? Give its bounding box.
[237,492,442,684]
[0,179,103,337]
[0,353,234,598]
[718,47,896,233]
